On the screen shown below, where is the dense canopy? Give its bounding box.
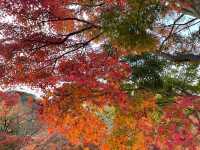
[0,0,200,149]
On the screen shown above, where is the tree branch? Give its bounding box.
[159,14,185,51]
[158,52,200,62]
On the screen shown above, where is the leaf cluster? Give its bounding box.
[123,53,200,102]
[101,0,162,52]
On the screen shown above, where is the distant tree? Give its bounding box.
[0,91,41,149]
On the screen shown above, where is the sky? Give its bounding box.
[163,12,200,37]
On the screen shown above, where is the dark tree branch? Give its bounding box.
[158,52,200,62]
[52,32,103,61]
[175,20,200,34]
[35,32,103,72]
[24,25,94,45]
[27,17,100,28]
[159,14,185,51]
[163,18,198,27]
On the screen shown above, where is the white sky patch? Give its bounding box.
[0,84,44,99]
[83,11,89,20]
[90,41,103,50]
[162,12,200,37]
[97,78,107,84]
[66,4,80,10]
[0,11,16,24]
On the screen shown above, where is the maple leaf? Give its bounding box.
[154,96,200,149]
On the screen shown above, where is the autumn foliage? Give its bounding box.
[39,52,131,146]
[155,96,200,149]
[0,0,199,149]
[0,92,32,149]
